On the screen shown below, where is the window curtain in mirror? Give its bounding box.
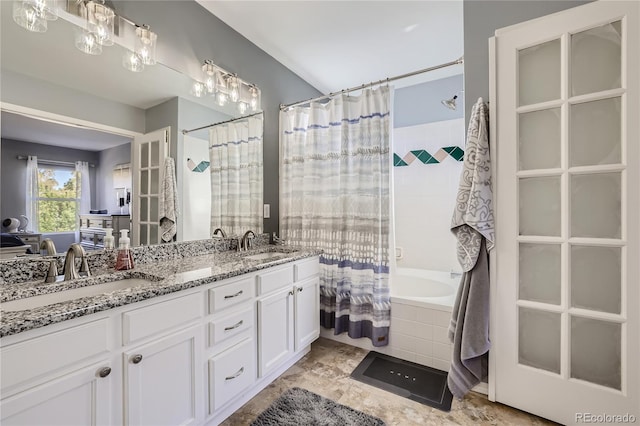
[25,156,39,233]
[280,87,392,347]
[75,161,91,241]
[209,114,263,236]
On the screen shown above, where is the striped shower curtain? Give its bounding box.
[209,114,263,236]
[280,87,392,346]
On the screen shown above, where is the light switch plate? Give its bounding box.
[263,204,270,219]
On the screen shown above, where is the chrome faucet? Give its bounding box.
[212,228,227,238]
[240,230,256,251]
[63,243,91,281]
[40,238,57,256]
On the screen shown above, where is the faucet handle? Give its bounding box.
[45,260,58,283]
[80,256,91,277]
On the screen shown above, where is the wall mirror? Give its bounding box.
[0,1,264,257]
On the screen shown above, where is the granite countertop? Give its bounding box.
[0,246,320,338]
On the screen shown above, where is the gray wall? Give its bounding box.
[97,143,133,214]
[1,139,100,250]
[394,75,464,128]
[463,0,593,124]
[1,71,145,133]
[112,1,322,234]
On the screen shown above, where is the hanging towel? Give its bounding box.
[447,97,493,399]
[450,98,493,272]
[159,157,179,243]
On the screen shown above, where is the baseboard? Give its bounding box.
[205,346,311,426]
[472,381,488,395]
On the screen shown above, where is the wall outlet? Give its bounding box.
[263,204,270,219]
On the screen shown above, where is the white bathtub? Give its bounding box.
[390,268,460,310]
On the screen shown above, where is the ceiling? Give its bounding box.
[196,1,464,94]
[1,111,132,151]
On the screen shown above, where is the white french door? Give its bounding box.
[493,1,639,424]
[132,127,169,246]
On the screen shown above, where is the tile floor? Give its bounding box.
[222,338,556,425]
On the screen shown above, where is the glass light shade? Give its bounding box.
[123,50,144,72]
[202,62,216,93]
[86,1,114,46]
[238,101,248,114]
[250,86,260,111]
[25,0,57,20]
[13,2,47,32]
[191,81,206,98]
[216,91,228,106]
[75,28,102,55]
[135,26,157,65]
[229,76,240,102]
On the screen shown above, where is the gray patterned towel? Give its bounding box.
[450,97,493,272]
[159,157,179,243]
[447,98,493,399]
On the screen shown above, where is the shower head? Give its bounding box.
[441,95,458,111]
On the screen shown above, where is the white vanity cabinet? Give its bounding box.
[0,255,320,426]
[257,258,320,377]
[0,318,114,425]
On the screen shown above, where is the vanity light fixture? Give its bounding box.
[75,28,102,55]
[12,0,58,33]
[122,49,144,72]
[134,24,157,65]
[191,60,261,112]
[86,0,115,46]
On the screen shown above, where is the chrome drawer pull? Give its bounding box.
[224,290,243,299]
[225,367,245,381]
[224,320,244,331]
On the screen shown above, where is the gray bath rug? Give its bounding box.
[250,387,386,426]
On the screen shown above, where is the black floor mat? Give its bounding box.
[350,351,454,412]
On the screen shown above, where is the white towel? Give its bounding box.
[159,157,179,243]
[450,97,494,272]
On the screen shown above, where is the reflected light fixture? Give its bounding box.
[75,29,103,55]
[86,0,114,46]
[202,60,217,93]
[123,50,144,72]
[441,94,458,110]
[12,0,58,33]
[191,81,206,98]
[237,101,248,114]
[249,86,260,112]
[229,75,240,103]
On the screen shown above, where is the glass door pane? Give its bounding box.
[518,39,561,106]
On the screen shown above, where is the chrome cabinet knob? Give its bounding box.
[131,354,143,364]
[98,367,111,378]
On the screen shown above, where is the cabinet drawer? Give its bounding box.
[208,278,253,313]
[208,306,254,347]
[1,319,110,391]
[294,258,320,282]
[122,293,202,345]
[20,235,39,243]
[208,338,255,413]
[256,266,294,295]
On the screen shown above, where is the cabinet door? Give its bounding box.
[124,326,203,426]
[257,287,294,377]
[294,277,320,351]
[1,362,112,426]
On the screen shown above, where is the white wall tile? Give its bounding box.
[433,325,450,344]
[415,355,435,368]
[390,333,417,352]
[414,323,433,341]
[416,308,434,325]
[431,358,451,372]
[390,318,415,336]
[390,348,416,363]
[433,310,452,328]
[433,342,453,360]
[391,303,418,321]
[415,338,433,357]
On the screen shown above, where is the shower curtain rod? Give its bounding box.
[182,111,263,135]
[16,155,95,168]
[280,56,464,110]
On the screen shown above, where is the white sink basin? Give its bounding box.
[243,252,289,261]
[1,278,152,312]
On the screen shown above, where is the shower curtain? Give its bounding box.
[209,114,263,236]
[280,87,392,346]
[25,156,39,233]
